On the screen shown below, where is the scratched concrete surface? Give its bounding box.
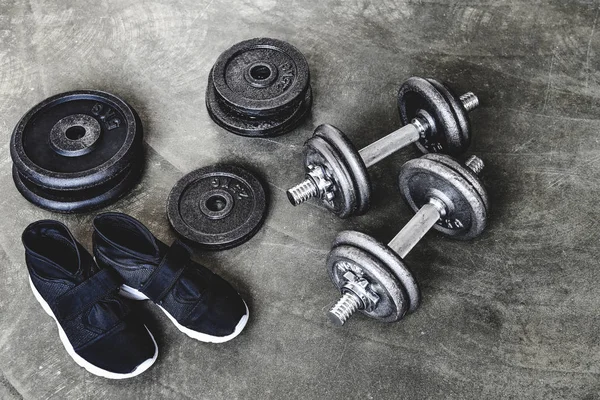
[1,0,599,399]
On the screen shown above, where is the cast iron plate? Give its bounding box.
[11,90,141,190]
[206,37,312,137]
[167,164,267,250]
[10,90,144,213]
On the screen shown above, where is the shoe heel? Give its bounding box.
[29,277,55,318]
[119,285,149,301]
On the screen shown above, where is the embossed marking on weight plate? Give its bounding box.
[424,140,444,153]
[276,62,295,92]
[231,182,249,199]
[211,177,229,189]
[441,218,464,229]
[211,177,250,200]
[91,103,121,131]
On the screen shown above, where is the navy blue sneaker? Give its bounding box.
[93,212,249,343]
[22,220,158,379]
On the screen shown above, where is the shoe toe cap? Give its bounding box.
[76,319,157,375]
[186,280,248,337]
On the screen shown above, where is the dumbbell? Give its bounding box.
[286,76,480,218]
[326,154,489,326]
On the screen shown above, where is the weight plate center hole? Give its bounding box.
[65,126,87,141]
[198,189,235,220]
[245,62,278,88]
[250,64,272,80]
[206,194,228,212]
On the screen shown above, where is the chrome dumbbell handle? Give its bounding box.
[358,92,479,168]
[389,154,484,258]
[358,122,424,168]
[388,199,446,259]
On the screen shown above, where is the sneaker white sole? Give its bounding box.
[119,284,249,344]
[29,277,158,379]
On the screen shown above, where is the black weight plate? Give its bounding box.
[167,165,267,250]
[13,156,143,213]
[206,81,312,137]
[313,124,371,216]
[397,77,465,156]
[11,90,141,190]
[303,136,357,218]
[206,38,312,137]
[426,79,470,153]
[398,156,487,240]
[211,38,310,115]
[423,154,489,214]
[333,230,420,314]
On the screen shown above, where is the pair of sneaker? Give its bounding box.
[22,212,249,379]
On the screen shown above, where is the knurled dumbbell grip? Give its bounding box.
[388,202,441,259]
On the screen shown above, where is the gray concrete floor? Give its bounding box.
[1,0,599,399]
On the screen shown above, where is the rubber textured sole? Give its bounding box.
[29,277,158,379]
[119,284,249,343]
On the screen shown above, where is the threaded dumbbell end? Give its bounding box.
[465,155,484,175]
[287,178,319,206]
[460,92,479,112]
[328,292,362,326]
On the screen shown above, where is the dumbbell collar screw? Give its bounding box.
[459,92,479,112]
[308,165,335,203]
[287,164,335,206]
[340,271,380,312]
[329,270,381,326]
[465,155,484,175]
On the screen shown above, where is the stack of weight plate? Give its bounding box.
[10,90,144,213]
[206,37,312,137]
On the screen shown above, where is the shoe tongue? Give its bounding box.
[24,223,97,283]
[94,213,163,263]
[75,244,99,281]
[153,240,170,263]
[42,244,98,284]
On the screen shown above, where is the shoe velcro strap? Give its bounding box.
[140,240,189,303]
[53,268,122,320]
